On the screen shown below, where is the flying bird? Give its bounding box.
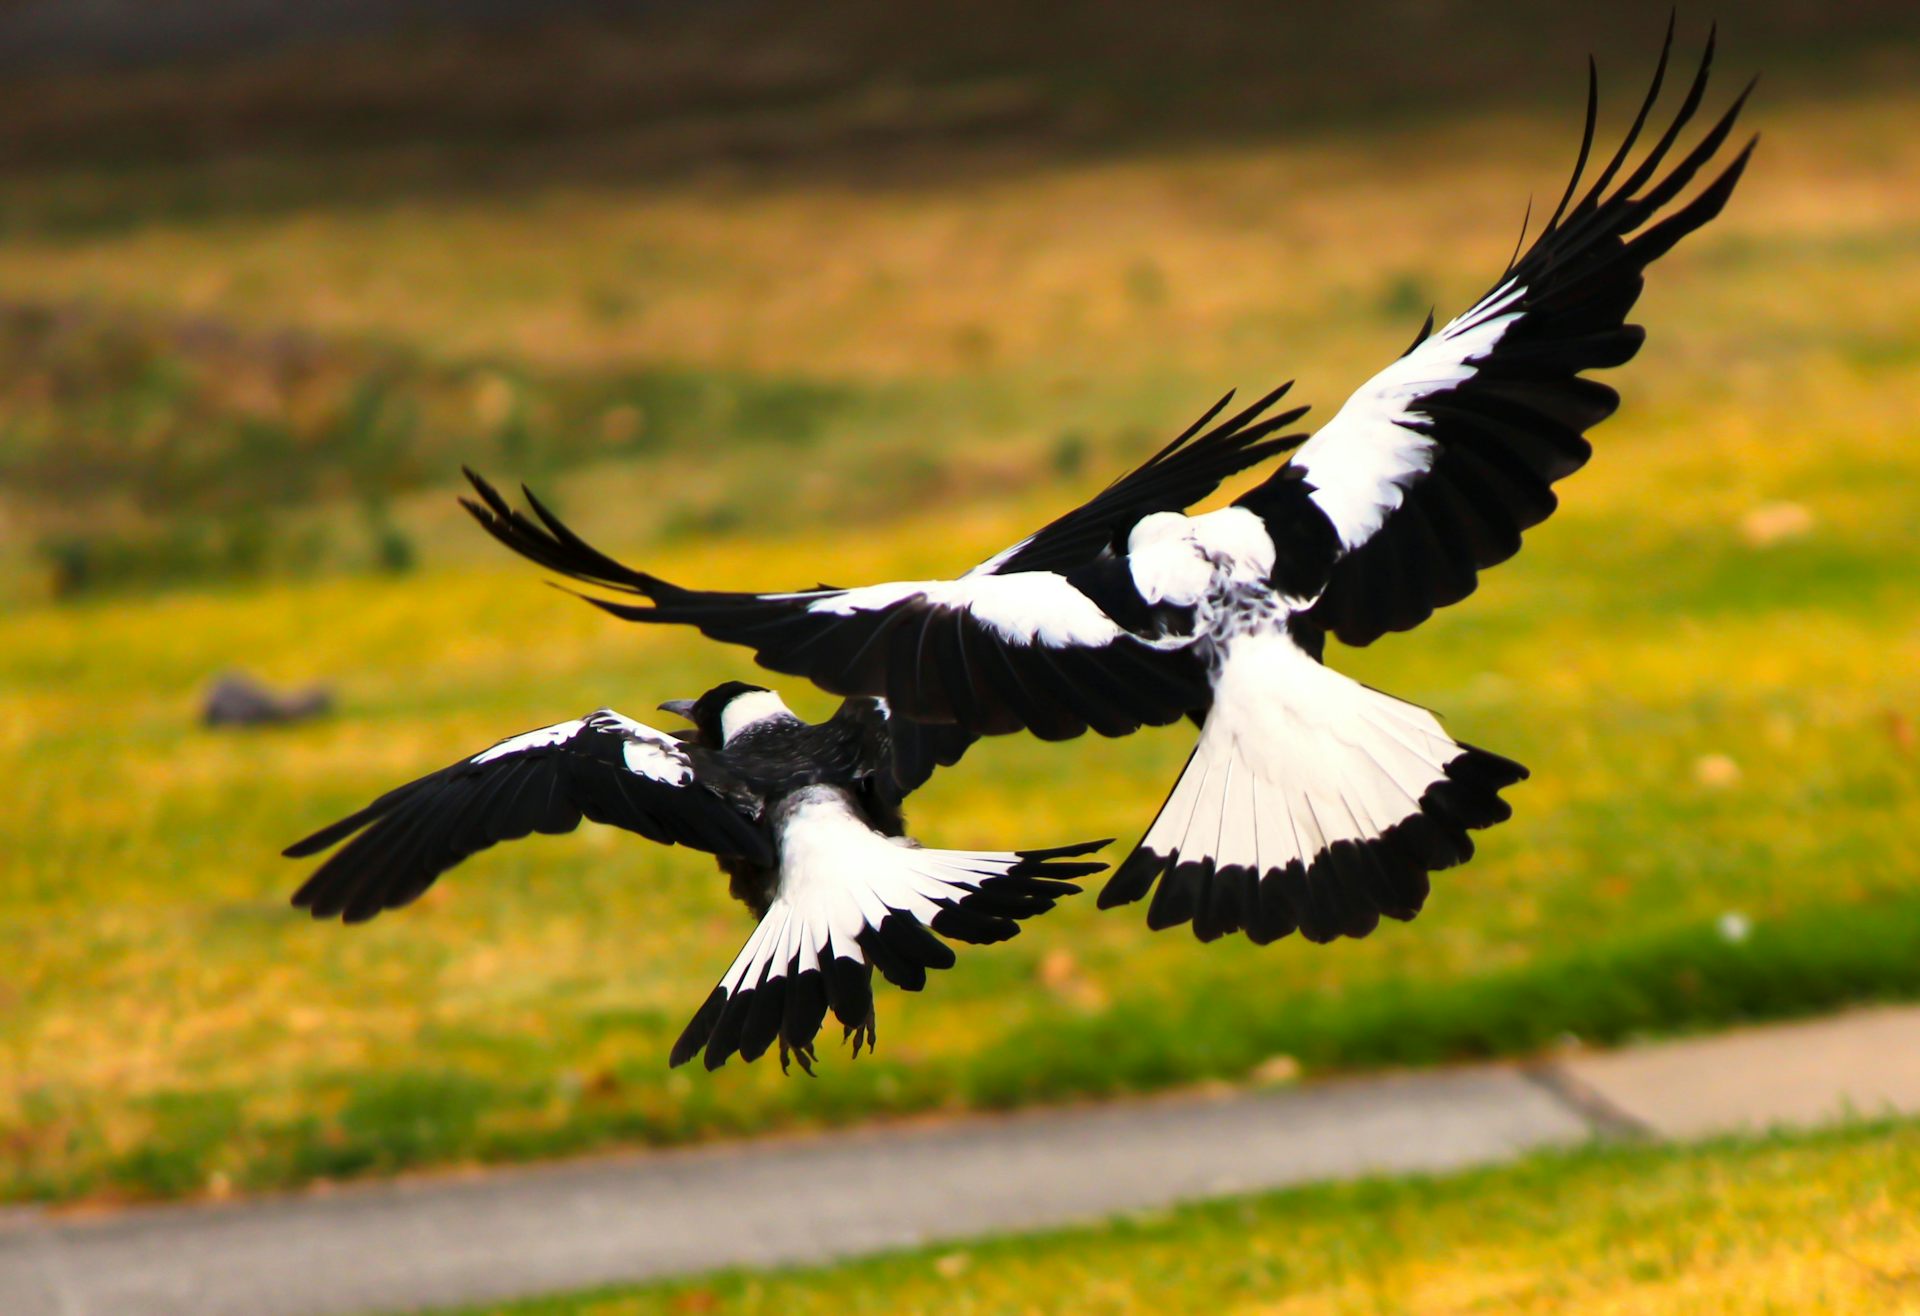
[286,683,1105,1071]
[289,369,1296,1070]
[461,27,1753,951]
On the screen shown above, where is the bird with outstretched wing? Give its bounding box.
[460,24,1753,952]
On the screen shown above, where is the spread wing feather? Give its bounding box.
[460,386,1309,740]
[286,710,769,923]
[1235,23,1755,646]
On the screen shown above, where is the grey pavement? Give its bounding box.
[3,1005,1917,1316]
[1556,1004,1920,1138]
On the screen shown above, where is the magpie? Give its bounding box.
[458,27,1753,950]
[285,684,1106,1072]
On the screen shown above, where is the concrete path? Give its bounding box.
[1554,1004,1920,1137]
[3,1005,1917,1316]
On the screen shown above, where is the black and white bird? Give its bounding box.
[286,683,1105,1071]
[460,30,1753,950]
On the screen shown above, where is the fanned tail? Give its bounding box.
[673,795,1105,1072]
[1098,633,1524,944]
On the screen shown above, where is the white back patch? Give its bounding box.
[1188,506,1276,583]
[1127,533,1213,607]
[1126,511,1194,554]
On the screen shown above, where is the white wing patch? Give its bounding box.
[471,719,587,764]
[964,534,1035,579]
[471,711,695,786]
[800,573,1125,649]
[585,709,697,784]
[1294,280,1528,549]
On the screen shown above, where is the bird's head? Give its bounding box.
[660,681,793,746]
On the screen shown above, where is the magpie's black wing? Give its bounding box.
[969,382,1308,576]
[460,387,1309,742]
[828,695,980,815]
[286,709,770,923]
[881,706,979,797]
[1239,23,1755,646]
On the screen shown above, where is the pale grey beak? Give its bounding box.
[658,698,698,722]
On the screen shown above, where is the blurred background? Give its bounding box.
[3,0,1918,1300]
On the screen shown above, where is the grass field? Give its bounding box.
[4,8,1919,1205]
[451,1121,1920,1315]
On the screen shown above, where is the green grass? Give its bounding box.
[4,7,1920,1206]
[5,442,1918,1203]
[448,1121,1920,1315]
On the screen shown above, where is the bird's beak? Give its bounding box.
[658,698,698,722]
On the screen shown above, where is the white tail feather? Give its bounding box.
[677,787,1103,1071]
[1103,630,1523,944]
[1141,634,1461,872]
